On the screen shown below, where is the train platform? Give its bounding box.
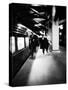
[12,46,66,86]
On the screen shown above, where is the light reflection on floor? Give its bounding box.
[27,50,60,85]
[13,47,66,86]
[35,47,47,58]
[27,48,66,85]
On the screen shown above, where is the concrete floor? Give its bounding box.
[12,47,66,86]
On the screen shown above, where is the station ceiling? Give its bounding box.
[9,3,66,36]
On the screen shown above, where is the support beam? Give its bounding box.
[52,21,59,50]
[15,36,18,51]
[24,37,26,48]
[52,6,59,50]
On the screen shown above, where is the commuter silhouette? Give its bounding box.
[39,35,49,54]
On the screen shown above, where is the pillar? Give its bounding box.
[15,36,18,51]
[24,37,26,48]
[52,6,59,50]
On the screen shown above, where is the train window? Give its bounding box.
[25,37,29,47]
[17,37,24,50]
[10,36,15,53]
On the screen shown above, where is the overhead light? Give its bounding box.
[34,23,42,27]
[17,23,27,31]
[17,23,23,27]
[59,25,63,29]
[40,31,43,34]
[34,24,39,27]
[59,32,62,35]
[33,18,45,23]
[31,4,41,6]
[17,23,26,28]
[52,6,56,17]
[17,26,22,29]
[17,23,24,30]
[31,8,39,14]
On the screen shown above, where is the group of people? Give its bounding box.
[29,32,51,58]
[39,35,49,54]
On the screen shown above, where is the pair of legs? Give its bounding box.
[46,48,48,53]
[42,48,45,54]
[42,48,48,54]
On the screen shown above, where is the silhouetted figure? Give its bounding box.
[29,34,39,58]
[45,38,49,53]
[39,36,49,54]
[33,35,39,52]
